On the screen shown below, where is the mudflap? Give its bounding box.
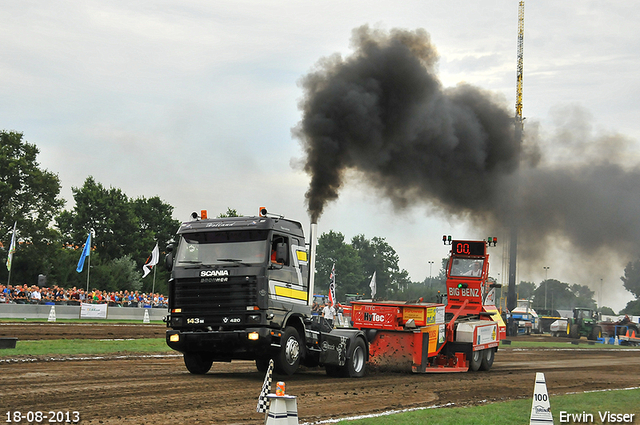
[317,332,349,366]
[367,330,415,372]
[411,333,470,373]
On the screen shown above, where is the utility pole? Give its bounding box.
[543,266,549,310]
[599,278,603,310]
[428,261,434,287]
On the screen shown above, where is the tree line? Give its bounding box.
[1,131,179,295]
[2,130,639,314]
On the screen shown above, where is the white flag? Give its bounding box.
[328,263,336,307]
[142,242,160,278]
[369,271,377,299]
[5,222,16,271]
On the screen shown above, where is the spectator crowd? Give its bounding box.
[0,284,168,308]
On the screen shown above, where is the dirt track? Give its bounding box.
[1,323,639,424]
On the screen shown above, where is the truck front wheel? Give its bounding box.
[256,359,269,373]
[184,352,213,375]
[275,326,301,376]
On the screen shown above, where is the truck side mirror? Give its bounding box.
[276,243,288,264]
[166,240,175,252]
[165,252,174,272]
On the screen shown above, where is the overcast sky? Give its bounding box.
[2,1,639,311]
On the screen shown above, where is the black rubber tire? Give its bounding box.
[183,352,213,375]
[325,364,341,377]
[469,349,482,372]
[589,326,602,341]
[344,338,367,378]
[256,359,269,373]
[275,326,302,376]
[567,322,579,339]
[479,348,495,371]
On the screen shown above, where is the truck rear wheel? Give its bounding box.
[479,348,494,371]
[326,337,367,378]
[275,326,301,376]
[184,352,213,375]
[469,349,482,372]
[345,337,366,377]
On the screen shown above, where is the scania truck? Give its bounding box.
[164,208,367,377]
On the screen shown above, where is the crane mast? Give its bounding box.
[507,1,525,317]
[515,0,525,126]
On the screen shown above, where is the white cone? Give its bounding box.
[143,309,150,323]
[47,305,56,322]
[530,372,553,424]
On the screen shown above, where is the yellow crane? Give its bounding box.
[507,0,525,317]
[515,0,525,126]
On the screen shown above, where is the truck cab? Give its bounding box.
[164,209,367,377]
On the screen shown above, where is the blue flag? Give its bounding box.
[76,233,91,273]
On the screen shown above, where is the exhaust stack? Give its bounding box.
[308,222,318,305]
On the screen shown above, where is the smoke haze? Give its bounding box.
[293,26,640,296]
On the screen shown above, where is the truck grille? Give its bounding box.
[174,276,258,312]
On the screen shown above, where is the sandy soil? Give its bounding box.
[1,323,639,424]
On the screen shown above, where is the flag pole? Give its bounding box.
[152,263,157,295]
[85,229,94,294]
[6,221,17,287]
[86,248,90,294]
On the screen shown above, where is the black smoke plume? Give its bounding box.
[294,25,640,270]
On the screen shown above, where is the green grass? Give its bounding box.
[0,338,172,357]
[0,318,164,324]
[503,339,640,350]
[339,389,640,425]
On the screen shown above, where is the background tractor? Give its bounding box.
[566,307,602,340]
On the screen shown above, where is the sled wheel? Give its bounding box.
[469,349,482,372]
[479,348,494,371]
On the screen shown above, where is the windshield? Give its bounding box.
[576,310,593,320]
[175,230,269,266]
[449,258,484,277]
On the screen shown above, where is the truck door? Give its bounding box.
[268,234,308,306]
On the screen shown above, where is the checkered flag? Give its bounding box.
[256,359,274,413]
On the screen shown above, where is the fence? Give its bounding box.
[0,303,168,321]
